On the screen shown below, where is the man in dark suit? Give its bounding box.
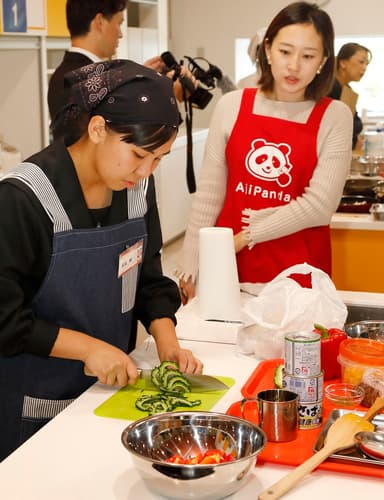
[48,1,127,133]
[48,0,196,142]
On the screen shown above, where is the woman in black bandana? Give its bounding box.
[0,60,202,461]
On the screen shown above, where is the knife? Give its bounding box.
[137,369,229,392]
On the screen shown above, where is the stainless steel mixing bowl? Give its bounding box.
[345,320,384,341]
[121,411,266,500]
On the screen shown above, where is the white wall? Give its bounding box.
[0,48,42,159]
[168,0,384,128]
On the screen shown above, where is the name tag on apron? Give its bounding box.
[119,240,143,313]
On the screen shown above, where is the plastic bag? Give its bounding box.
[237,263,348,359]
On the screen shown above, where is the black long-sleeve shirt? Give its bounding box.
[0,141,180,357]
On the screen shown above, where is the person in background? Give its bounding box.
[48,0,195,140]
[48,0,127,126]
[175,1,352,304]
[237,26,267,89]
[0,59,202,461]
[328,42,372,152]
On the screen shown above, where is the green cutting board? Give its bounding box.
[94,376,235,420]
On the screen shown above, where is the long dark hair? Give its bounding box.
[258,2,335,101]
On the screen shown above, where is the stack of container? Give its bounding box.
[283,331,324,429]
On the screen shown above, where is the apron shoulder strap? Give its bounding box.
[126,177,148,219]
[306,96,332,128]
[2,162,73,233]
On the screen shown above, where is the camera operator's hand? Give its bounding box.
[168,66,199,103]
[143,55,167,73]
[143,56,199,103]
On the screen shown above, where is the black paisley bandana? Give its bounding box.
[54,59,179,130]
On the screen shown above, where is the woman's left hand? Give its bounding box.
[151,318,204,374]
[234,230,248,253]
[161,348,203,374]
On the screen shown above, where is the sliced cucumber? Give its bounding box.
[135,361,201,415]
[274,364,284,389]
[158,360,179,378]
[150,366,162,389]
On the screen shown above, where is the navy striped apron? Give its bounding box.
[0,162,148,460]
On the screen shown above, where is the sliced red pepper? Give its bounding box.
[166,449,234,465]
[313,324,347,380]
[166,455,187,464]
[200,455,221,464]
[188,453,203,464]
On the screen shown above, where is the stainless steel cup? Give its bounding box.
[241,389,298,442]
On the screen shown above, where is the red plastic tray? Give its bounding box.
[226,358,384,478]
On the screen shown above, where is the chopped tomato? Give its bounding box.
[204,449,223,456]
[188,453,203,464]
[166,455,187,464]
[200,454,221,464]
[165,449,234,465]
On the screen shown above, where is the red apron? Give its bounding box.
[216,88,332,283]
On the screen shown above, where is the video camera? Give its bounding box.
[161,51,235,109]
[160,51,237,194]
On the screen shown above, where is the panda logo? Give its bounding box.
[245,138,293,188]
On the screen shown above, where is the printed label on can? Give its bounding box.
[284,331,321,377]
[297,400,323,429]
[282,371,324,403]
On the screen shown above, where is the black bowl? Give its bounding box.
[343,178,379,197]
[337,195,376,213]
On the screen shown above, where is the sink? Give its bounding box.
[346,304,384,324]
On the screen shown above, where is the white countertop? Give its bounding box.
[1,295,383,500]
[331,212,384,230]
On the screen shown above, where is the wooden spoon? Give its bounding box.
[258,396,384,500]
[362,396,384,422]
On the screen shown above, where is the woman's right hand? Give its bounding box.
[83,342,139,387]
[179,277,196,305]
[51,328,139,388]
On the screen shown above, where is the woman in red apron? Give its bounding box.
[0,60,202,461]
[176,1,352,302]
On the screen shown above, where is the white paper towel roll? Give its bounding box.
[198,227,242,322]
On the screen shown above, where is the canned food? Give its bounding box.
[297,400,323,429]
[283,370,324,403]
[285,331,321,377]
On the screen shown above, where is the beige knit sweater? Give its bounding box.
[174,89,353,287]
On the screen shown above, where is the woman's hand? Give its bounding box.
[51,328,139,388]
[234,230,248,253]
[83,343,139,387]
[150,318,203,374]
[159,347,203,374]
[179,276,196,305]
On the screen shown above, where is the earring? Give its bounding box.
[316,66,322,75]
[267,56,271,65]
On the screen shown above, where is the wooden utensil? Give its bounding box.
[361,396,384,422]
[258,396,384,500]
